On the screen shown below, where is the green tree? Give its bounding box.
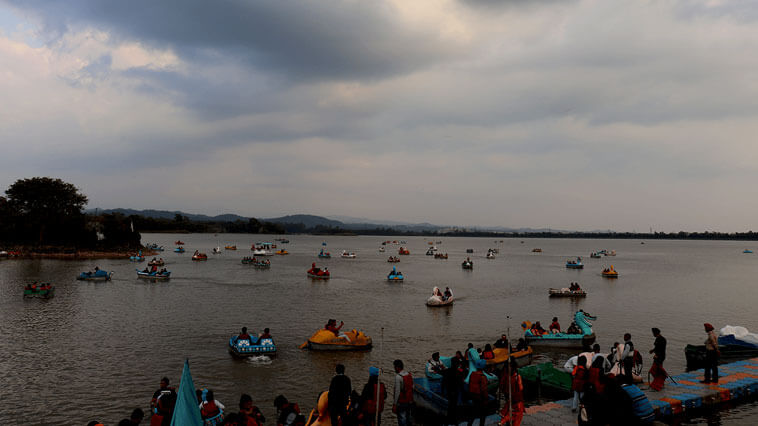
[5,177,88,244]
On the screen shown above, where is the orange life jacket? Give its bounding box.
[362,383,386,414]
[397,372,414,404]
[201,400,220,418]
[468,371,488,399]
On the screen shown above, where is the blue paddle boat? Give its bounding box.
[228,334,276,357]
[744,249,753,254]
[146,243,164,251]
[77,269,113,281]
[522,310,597,348]
[136,269,171,281]
[387,266,404,282]
[566,257,583,269]
[174,246,185,253]
[318,249,331,258]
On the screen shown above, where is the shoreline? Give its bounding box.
[1,248,158,260]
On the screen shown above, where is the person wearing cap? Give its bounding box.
[702,323,719,383]
[360,367,387,425]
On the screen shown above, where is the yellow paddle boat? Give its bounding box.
[302,329,372,351]
[602,266,619,278]
[275,249,289,255]
[486,346,534,368]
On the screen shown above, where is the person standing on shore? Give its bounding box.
[360,366,386,426]
[329,364,352,425]
[702,323,720,384]
[649,328,668,391]
[620,333,635,384]
[392,359,413,426]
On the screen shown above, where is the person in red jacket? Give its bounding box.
[571,355,588,412]
[360,366,387,426]
[468,360,489,426]
[392,360,413,426]
[499,358,524,426]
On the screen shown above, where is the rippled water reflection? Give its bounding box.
[2,235,757,424]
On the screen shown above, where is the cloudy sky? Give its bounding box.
[1,0,757,231]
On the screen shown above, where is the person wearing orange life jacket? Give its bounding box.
[468,360,489,426]
[499,358,524,426]
[199,389,224,420]
[360,366,387,426]
[150,376,177,426]
[392,359,413,426]
[549,317,561,334]
[571,355,588,412]
[274,394,304,426]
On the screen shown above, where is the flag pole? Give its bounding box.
[376,327,384,426]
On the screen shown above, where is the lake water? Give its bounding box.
[1,235,757,424]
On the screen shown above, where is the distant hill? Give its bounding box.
[91,208,249,223]
[264,214,344,228]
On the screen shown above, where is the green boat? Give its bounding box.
[23,284,55,299]
[518,362,572,396]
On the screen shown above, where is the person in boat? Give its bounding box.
[260,328,272,340]
[427,352,446,376]
[499,357,524,426]
[274,395,304,426]
[432,287,443,298]
[308,263,318,275]
[194,250,199,256]
[482,343,495,360]
[199,389,224,421]
[360,366,387,426]
[649,327,668,390]
[566,322,580,335]
[236,327,253,344]
[494,334,509,349]
[532,321,546,335]
[515,338,528,352]
[325,319,344,336]
[443,287,452,301]
[703,323,719,384]
[143,267,150,273]
[328,364,352,425]
[549,317,561,334]
[151,264,158,272]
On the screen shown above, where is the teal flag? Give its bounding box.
[170,359,203,426]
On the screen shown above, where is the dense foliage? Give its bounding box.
[131,214,285,234]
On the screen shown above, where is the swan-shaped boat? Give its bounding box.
[192,252,208,261]
[426,287,453,306]
[387,267,404,282]
[601,266,619,277]
[307,263,330,279]
[341,251,356,258]
[129,251,145,262]
[318,249,331,258]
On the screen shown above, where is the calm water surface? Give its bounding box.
[2,235,757,424]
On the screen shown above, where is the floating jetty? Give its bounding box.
[517,357,758,425]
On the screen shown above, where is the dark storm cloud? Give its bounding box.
[4,0,450,81]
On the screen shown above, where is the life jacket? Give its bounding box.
[633,349,643,366]
[468,370,488,399]
[201,400,220,418]
[501,373,523,404]
[362,383,386,414]
[571,366,588,391]
[482,351,495,360]
[397,372,413,404]
[588,367,605,393]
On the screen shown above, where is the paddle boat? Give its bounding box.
[426,287,453,306]
[486,251,495,259]
[522,310,597,348]
[192,251,208,261]
[518,362,572,397]
[685,325,758,371]
[77,269,113,281]
[174,240,184,245]
[532,248,542,253]
[415,349,499,417]
[147,258,165,267]
[229,333,276,357]
[252,248,269,256]
[278,239,289,244]
[590,252,602,258]
[241,256,255,264]
[225,245,237,250]
[466,248,474,253]
[146,243,164,251]
[434,253,448,259]
[387,256,400,263]
[387,266,404,282]
[307,263,330,279]
[136,269,171,281]
[605,250,617,256]
[129,251,145,262]
[486,346,534,369]
[174,246,185,253]
[425,247,436,256]
[601,266,619,278]
[23,283,55,299]
[379,246,385,253]
[398,247,410,255]
[275,249,289,255]
[461,258,473,269]
[565,257,583,269]
[744,249,753,254]
[318,249,331,258]
[212,247,221,254]
[341,250,356,259]
[548,287,587,298]
[302,328,372,351]
[253,259,271,269]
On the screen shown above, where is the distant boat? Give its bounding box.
[744,249,753,254]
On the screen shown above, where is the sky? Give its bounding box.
[1,0,758,232]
